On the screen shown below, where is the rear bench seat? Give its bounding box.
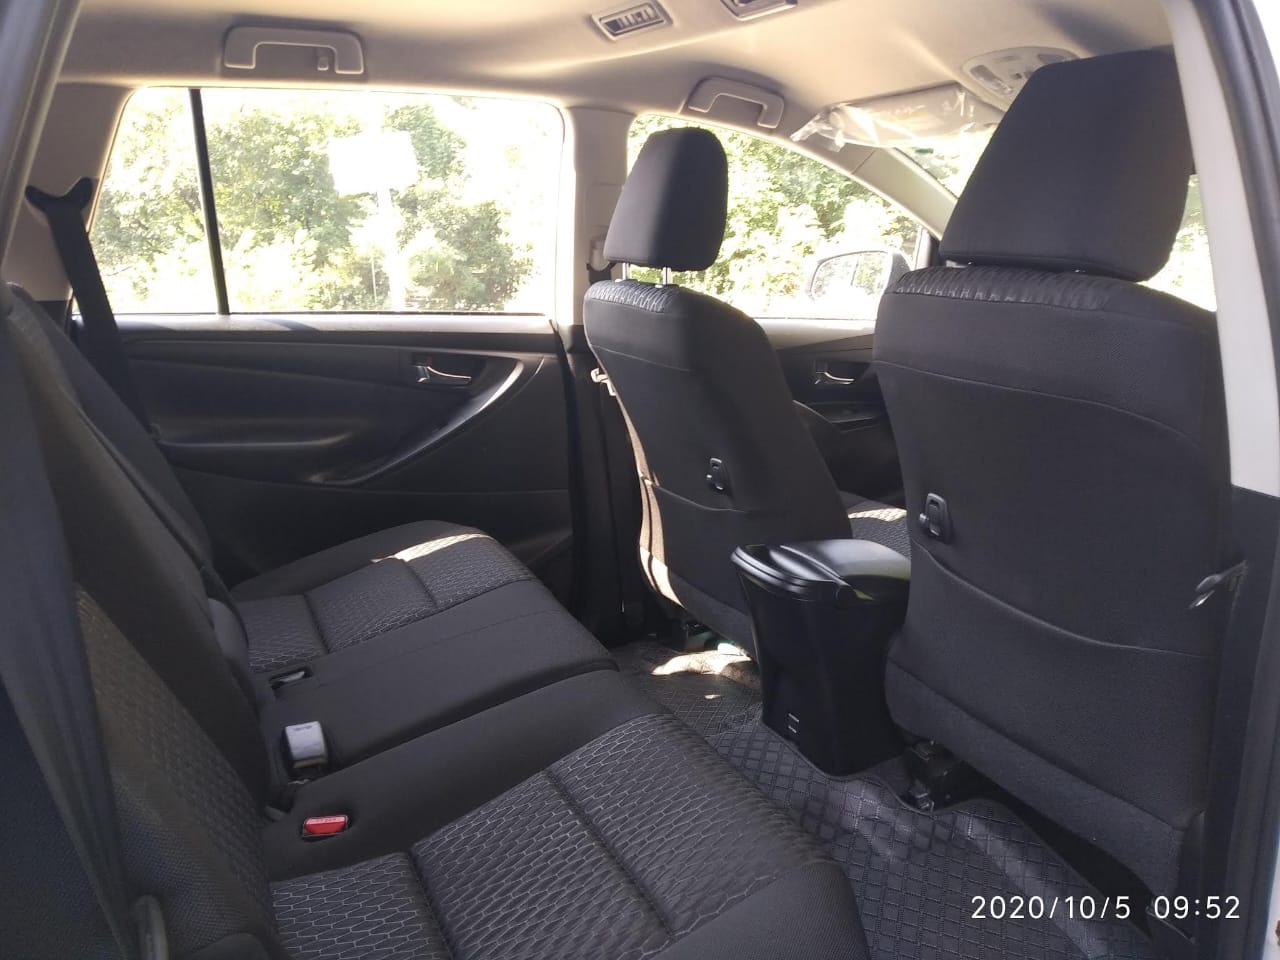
[8,287,615,767]
[79,588,866,960]
[4,285,870,958]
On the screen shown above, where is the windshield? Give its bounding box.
[902,128,996,196]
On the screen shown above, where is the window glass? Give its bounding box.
[93,88,217,313]
[628,116,924,322]
[903,128,995,196]
[200,90,560,314]
[1146,176,1215,311]
[93,88,562,315]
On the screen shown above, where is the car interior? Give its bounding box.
[2,0,1280,958]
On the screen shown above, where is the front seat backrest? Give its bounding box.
[583,128,851,650]
[874,49,1234,894]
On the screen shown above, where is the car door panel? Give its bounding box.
[760,320,902,503]
[117,316,574,594]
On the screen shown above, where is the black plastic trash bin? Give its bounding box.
[732,539,910,776]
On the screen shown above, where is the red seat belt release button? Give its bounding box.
[302,814,349,839]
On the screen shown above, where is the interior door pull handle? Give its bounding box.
[413,363,472,387]
[814,361,856,386]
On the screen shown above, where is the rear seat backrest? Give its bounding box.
[11,289,214,558]
[78,589,283,959]
[8,293,270,799]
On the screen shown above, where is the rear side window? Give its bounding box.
[94,90,217,314]
[627,115,925,322]
[94,88,562,315]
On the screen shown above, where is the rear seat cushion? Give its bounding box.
[841,493,911,558]
[265,671,662,877]
[272,712,868,960]
[82,588,866,960]
[231,521,538,674]
[259,580,617,768]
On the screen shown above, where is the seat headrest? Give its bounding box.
[604,127,728,272]
[940,49,1193,282]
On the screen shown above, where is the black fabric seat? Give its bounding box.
[77,578,868,960]
[7,290,615,773]
[13,283,564,679]
[584,128,908,652]
[6,283,871,956]
[874,49,1235,894]
[231,520,543,674]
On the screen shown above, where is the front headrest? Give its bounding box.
[941,49,1192,282]
[604,127,728,272]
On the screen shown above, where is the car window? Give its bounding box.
[93,87,562,315]
[1146,176,1215,311]
[93,89,218,314]
[627,115,925,322]
[904,129,995,196]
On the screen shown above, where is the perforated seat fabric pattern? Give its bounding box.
[77,590,279,957]
[842,496,911,559]
[274,853,450,960]
[274,713,862,960]
[237,526,535,674]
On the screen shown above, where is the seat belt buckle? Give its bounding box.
[282,721,329,778]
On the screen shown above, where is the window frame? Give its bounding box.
[93,85,565,319]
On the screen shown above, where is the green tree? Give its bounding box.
[93,93,211,310]
[93,88,534,313]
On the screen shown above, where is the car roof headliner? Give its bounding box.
[66,0,1170,120]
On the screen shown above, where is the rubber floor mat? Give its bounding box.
[712,720,1155,960]
[613,640,761,738]
[614,641,1153,959]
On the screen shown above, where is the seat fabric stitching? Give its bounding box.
[406,849,458,960]
[402,559,439,609]
[298,590,330,655]
[542,766,676,939]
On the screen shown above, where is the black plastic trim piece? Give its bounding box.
[1189,2,1280,957]
[188,88,230,316]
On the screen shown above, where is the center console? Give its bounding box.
[732,539,909,776]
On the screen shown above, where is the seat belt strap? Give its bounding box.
[592,368,648,632]
[25,178,150,428]
[75,399,235,610]
[0,297,159,958]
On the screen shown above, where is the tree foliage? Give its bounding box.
[95,95,1216,318]
[94,89,534,313]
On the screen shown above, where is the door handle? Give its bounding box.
[813,360,857,386]
[412,361,473,388]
